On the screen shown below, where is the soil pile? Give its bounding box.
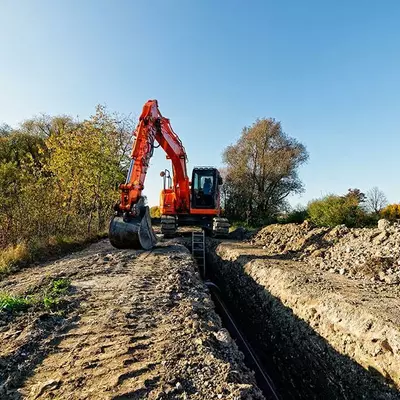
[251,220,400,282]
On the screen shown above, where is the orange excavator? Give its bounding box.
[109,100,229,249]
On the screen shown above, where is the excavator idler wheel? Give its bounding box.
[109,206,157,250]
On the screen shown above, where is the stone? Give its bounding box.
[378,219,390,231]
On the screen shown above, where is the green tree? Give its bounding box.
[222,118,308,224]
[0,132,49,246]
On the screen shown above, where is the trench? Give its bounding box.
[183,234,280,400]
[188,237,400,400]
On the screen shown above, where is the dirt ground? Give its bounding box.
[0,240,263,400]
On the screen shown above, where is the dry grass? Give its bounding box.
[0,243,30,275]
[0,232,107,278]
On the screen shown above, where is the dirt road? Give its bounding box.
[0,240,263,400]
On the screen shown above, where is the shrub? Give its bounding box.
[380,204,400,221]
[279,207,308,224]
[307,194,367,227]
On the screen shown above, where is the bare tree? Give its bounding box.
[366,187,388,214]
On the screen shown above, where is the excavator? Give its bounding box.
[109,100,230,249]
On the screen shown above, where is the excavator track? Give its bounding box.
[212,217,230,237]
[161,215,177,238]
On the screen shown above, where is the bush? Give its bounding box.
[380,204,400,221]
[307,194,367,227]
[278,207,308,224]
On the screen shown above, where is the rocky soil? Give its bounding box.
[0,240,264,400]
[251,219,400,283]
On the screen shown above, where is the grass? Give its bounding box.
[0,278,71,313]
[0,243,31,275]
[0,293,33,312]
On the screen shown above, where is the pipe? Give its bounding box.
[205,281,280,400]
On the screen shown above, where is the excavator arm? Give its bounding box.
[109,100,190,249]
[118,100,189,214]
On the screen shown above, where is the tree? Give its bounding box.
[0,105,134,251]
[366,187,388,214]
[346,188,366,204]
[0,123,13,137]
[222,118,308,224]
[380,204,400,221]
[46,105,127,235]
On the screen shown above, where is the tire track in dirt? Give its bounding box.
[1,240,264,400]
[19,250,172,399]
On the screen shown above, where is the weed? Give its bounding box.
[42,278,71,310]
[0,293,33,312]
[0,278,71,313]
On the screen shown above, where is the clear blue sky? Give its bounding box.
[1,0,399,207]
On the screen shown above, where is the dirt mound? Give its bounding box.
[251,220,400,282]
[251,221,331,255]
[208,240,400,399]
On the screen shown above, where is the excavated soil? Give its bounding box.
[251,220,400,283]
[207,239,400,400]
[0,240,264,400]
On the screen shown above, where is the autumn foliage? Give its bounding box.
[380,204,400,221]
[0,106,133,257]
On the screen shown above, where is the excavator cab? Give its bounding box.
[191,167,222,209]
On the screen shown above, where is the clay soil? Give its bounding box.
[0,240,263,400]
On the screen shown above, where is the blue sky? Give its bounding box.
[1,0,399,207]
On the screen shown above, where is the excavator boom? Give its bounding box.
[109,100,190,249]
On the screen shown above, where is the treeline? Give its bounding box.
[0,106,133,268]
[283,188,399,227]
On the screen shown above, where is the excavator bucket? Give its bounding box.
[109,206,157,250]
